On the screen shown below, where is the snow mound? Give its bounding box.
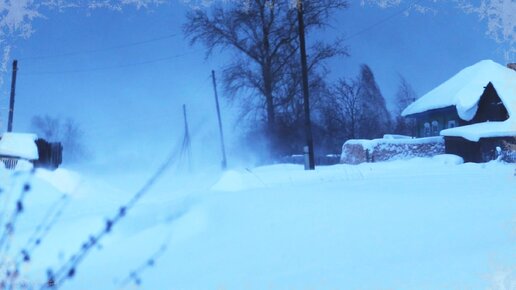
[432,154,464,165]
[211,169,266,192]
[402,60,516,121]
[35,168,82,194]
[212,158,466,192]
[0,132,39,160]
[14,159,34,171]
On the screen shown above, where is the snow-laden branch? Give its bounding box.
[458,0,516,45]
[363,0,515,59]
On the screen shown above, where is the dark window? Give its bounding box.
[431,121,439,135]
[424,122,431,137]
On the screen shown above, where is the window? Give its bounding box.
[447,120,456,128]
[431,121,439,136]
[424,122,431,137]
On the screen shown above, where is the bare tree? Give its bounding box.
[356,64,392,139]
[393,75,417,136]
[30,115,61,141]
[30,115,87,163]
[320,65,392,152]
[337,78,362,139]
[319,77,361,152]
[183,0,348,157]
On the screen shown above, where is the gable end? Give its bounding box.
[471,82,510,123]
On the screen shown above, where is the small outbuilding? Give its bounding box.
[0,132,62,169]
[402,60,516,162]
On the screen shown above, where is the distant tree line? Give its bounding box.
[30,115,87,163]
[184,0,417,162]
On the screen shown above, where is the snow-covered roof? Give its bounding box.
[402,60,516,121]
[440,121,516,142]
[0,132,39,160]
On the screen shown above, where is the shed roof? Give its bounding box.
[402,60,516,121]
[0,132,39,160]
[440,121,516,142]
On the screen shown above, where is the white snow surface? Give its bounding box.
[0,132,39,160]
[383,134,413,139]
[441,120,516,141]
[1,159,514,290]
[402,60,516,121]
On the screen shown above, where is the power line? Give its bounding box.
[18,34,178,61]
[19,52,196,75]
[342,0,423,41]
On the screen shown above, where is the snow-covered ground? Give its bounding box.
[0,156,515,290]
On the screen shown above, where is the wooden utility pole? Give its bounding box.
[211,70,228,170]
[7,60,18,132]
[181,104,192,170]
[182,104,191,146]
[297,0,315,170]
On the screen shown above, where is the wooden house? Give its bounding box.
[402,60,516,162]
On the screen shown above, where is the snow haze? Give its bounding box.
[0,1,514,290]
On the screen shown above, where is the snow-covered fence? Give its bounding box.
[341,136,445,164]
[0,156,18,169]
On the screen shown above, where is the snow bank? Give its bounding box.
[0,132,39,160]
[431,154,464,165]
[35,168,82,194]
[402,60,516,121]
[441,121,516,141]
[1,159,515,290]
[212,156,465,192]
[14,159,34,171]
[210,169,267,192]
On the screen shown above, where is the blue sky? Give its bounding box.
[0,0,512,165]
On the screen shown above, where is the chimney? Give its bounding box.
[507,63,516,71]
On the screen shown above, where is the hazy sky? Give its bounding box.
[0,0,512,166]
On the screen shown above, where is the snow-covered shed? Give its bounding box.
[0,132,39,169]
[402,60,516,162]
[0,132,63,169]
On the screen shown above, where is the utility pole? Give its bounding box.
[211,70,228,170]
[180,104,192,171]
[297,0,315,170]
[7,60,18,132]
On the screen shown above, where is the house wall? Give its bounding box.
[445,136,516,163]
[412,106,462,138]
[445,137,481,162]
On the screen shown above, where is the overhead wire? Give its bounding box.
[18,34,179,61]
[19,52,197,76]
[342,0,424,42]
[15,1,422,75]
